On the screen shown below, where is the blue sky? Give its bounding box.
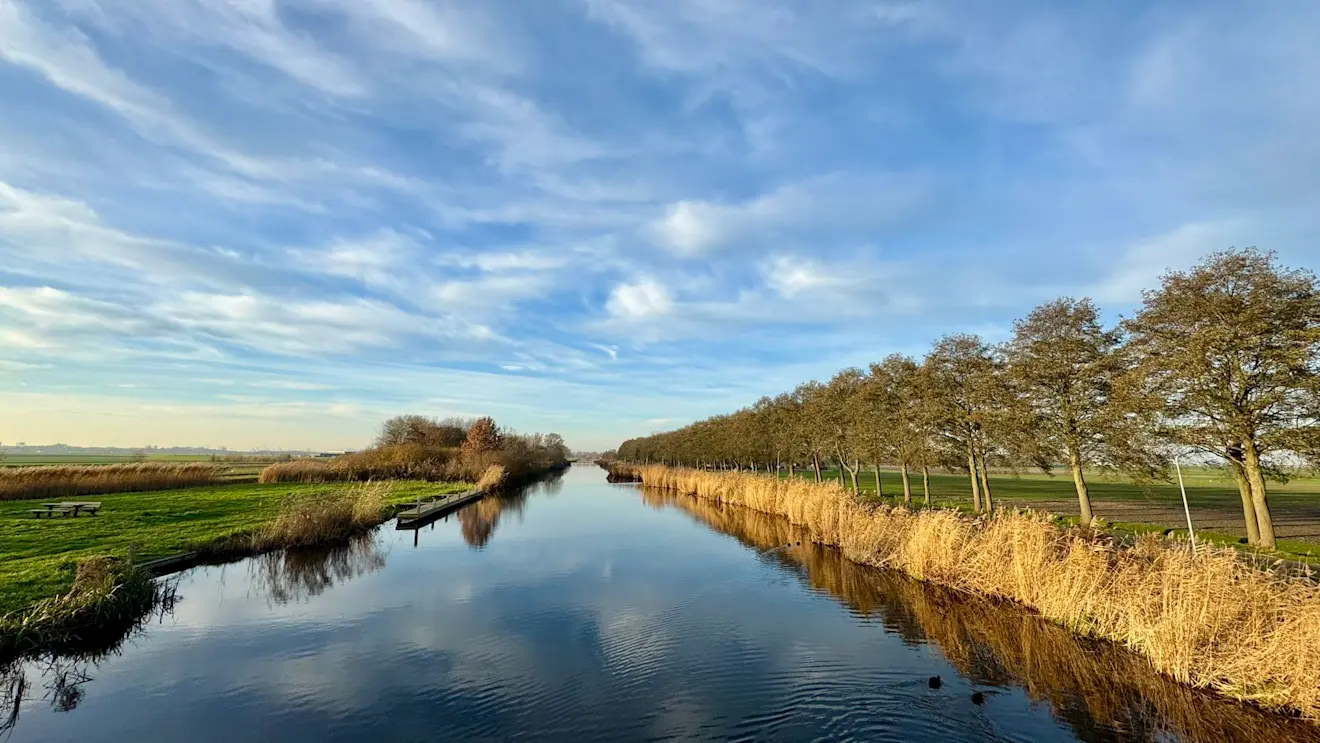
[1,0,1317,451]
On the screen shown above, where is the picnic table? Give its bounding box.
[29,501,102,518]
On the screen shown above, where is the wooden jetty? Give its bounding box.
[395,489,487,529]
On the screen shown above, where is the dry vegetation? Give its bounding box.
[0,557,162,659]
[620,463,1320,720]
[260,416,568,490]
[0,463,227,502]
[247,482,394,552]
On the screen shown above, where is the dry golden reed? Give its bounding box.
[251,481,394,551]
[0,463,227,501]
[622,464,1320,720]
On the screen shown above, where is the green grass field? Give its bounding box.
[800,466,1320,504]
[793,466,1320,560]
[0,480,469,615]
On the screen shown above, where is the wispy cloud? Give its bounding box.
[0,0,1316,450]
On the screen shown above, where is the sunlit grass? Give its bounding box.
[0,480,468,615]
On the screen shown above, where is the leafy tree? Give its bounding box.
[462,417,505,456]
[868,354,928,504]
[1121,249,1320,548]
[924,334,1020,511]
[793,381,831,482]
[1005,298,1156,525]
[822,369,867,494]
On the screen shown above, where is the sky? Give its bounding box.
[1,0,1318,452]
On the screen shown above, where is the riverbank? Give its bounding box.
[0,480,470,616]
[608,463,1320,721]
[643,488,1320,743]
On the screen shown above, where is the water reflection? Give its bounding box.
[1,583,178,738]
[455,469,567,549]
[248,534,388,605]
[641,488,1320,743]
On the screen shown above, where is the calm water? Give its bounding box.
[3,466,1316,742]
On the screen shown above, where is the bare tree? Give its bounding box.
[1121,249,1320,549]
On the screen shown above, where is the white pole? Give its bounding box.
[1175,456,1196,554]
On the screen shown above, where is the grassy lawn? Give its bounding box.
[0,480,469,615]
[789,466,1320,562]
[796,466,1320,509]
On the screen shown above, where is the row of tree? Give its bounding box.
[617,249,1320,549]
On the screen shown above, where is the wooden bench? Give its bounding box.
[30,502,103,518]
[67,501,102,516]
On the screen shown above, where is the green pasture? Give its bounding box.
[0,480,469,615]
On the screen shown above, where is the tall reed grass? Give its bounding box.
[259,446,562,490]
[0,463,227,501]
[258,445,464,484]
[618,463,1320,720]
[0,557,162,659]
[248,482,393,552]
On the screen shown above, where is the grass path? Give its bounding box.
[0,480,469,615]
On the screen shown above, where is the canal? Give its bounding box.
[3,465,1316,742]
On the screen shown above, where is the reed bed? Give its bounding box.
[247,482,393,552]
[0,463,227,501]
[619,463,1320,720]
[0,557,162,659]
[259,446,465,484]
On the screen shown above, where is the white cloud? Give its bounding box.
[655,201,724,255]
[0,358,47,371]
[606,278,673,318]
[761,255,837,297]
[250,380,335,391]
[651,173,927,255]
[436,249,570,273]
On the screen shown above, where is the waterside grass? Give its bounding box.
[0,480,469,616]
[617,463,1320,721]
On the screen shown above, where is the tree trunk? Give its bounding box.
[900,462,912,505]
[966,447,982,512]
[922,466,931,505]
[1228,456,1260,545]
[812,453,822,482]
[1242,440,1277,549]
[789,462,795,480]
[874,464,884,498]
[849,459,860,496]
[1068,446,1093,526]
[977,453,994,512]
